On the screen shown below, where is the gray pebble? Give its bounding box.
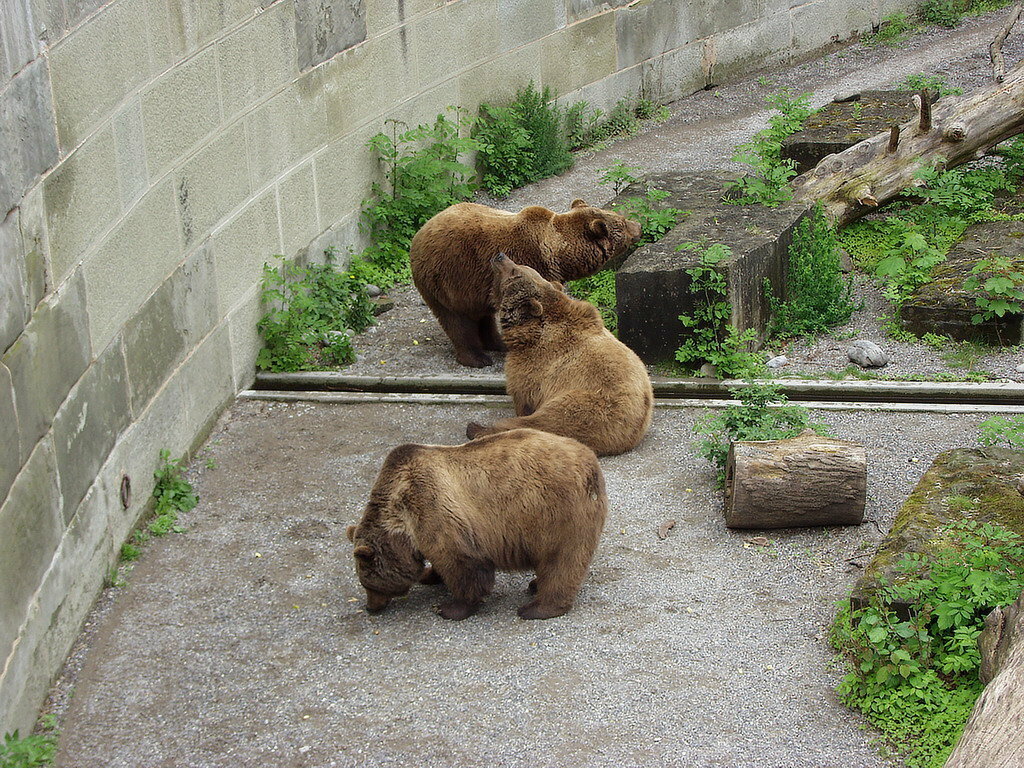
[766,355,789,369]
[1016,363,1024,373]
[365,284,382,297]
[848,340,889,368]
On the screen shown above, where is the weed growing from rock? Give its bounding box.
[831,520,1024,768]
[979,414,1024,447]
[1,715,58,768]
[963,255,1024,326]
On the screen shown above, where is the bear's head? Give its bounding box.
[492,253,572,330]
[557,199,642,275]
[346,516,424,614]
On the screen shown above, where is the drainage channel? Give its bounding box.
[243,372,1024,413]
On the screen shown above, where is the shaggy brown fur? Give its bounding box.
[466,254,653,456]
[347,428,607,621]
[409,199,641,367]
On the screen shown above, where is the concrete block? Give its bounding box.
[457,44,542,112]
[615,0,698,70]
[245,77,330,189]
[0,209,28,353]
[321,31,410,141]
[51,338,130,522]
[277,161,319,256]
[569,0,631,23]
[1,0,38,81]
[47,0,151,150]
[496,0,565,52]
[174,122,251,247]
[3,270,90,463]
[0,435,64,680]
[179,321,235,430]
[227,284,263,390]
[363,0,446,36]
[212,190,280,315]
[0,363,19,504]
[410,0,498,90]
[217,1,298,119]
[557,66,642,121]
[295,0,367,71]
[43,124,120,284]
[640,42,706,105]
[144,0,260,73]
[791,0,873,57]
[82,178,183,353]
[141,46,222,178]
[541,12,617,97]
[112,98,148,210]
[122,241,219,415]
[17,183,51,310]
[314,125,381,231]
[391,79,460,135]
[0,57,59,217]
[712,14,793,84]
[299,208,364,267]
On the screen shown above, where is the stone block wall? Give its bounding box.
[0,0,917,734]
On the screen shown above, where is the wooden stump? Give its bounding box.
[724,430,866,529]
[944,588,1024,768]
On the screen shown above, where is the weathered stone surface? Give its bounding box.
[0,362,19,503]
[0,435,64,675]
[295,0,367,71]
[145,0,261,70]
[212,190,280,315]
[411,0,499,91]
[0,209,28,352]
[782,91,919,174]
[2,271,90,463]
[852,447,1024,614]
[1,0,37,82]
[111,98,147,209]
[640,41,706,105]
[790,0,873,58]
[847,339,888,368]
[18,184,50,310]
[541,12,616,96]
[569,0,632,23]
[277,161,319,256]
[122,242,219,415]
[216,1,298,118]
[616,171,809,363]
[497,0,565,52]
[246,77,331,189]
[899,221,1024,345]
[0,58,59,216]
[51,338,130,522]
[710,12,792,85]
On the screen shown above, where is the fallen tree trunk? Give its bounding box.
[793,9,1024,226]
[724,429,866,528]
[944,589,1024,768]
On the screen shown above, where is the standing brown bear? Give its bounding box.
[347,428,607,621]
[466,254,653,456]
[409,200,642,367]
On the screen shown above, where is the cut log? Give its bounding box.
[724,429,866,529]
[944,588,1024,768]
[793,21,1024,226]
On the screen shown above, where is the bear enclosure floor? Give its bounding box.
[48,399,1009,768]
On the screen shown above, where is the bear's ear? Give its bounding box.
[346,525,357,542]
[587,217,609,239]
[353,545,374,561]
[550,281,566,293]
[528,298,544,317]
[570,198,588,209]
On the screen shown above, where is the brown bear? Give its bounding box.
[346,428,607,620]
[466,253,653,456]
[409,199,642,367]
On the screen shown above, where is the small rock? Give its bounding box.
[698,363,718,378]
[847,340,889,368]
[371,297,395,316]
[766,355,789,369]
[365,284,382,297]
[838,248,855,273]
[657,520,676,540]
[1016,363,1024,373]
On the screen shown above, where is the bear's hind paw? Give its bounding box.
[439,600,479,621]
[517,600,570,620]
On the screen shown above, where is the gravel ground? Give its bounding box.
[49,400,1008,768]
[344,10,1024,382]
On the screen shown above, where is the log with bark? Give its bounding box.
[793,6,1024,226]
[724,429,866,528]
[944,588,1024,768]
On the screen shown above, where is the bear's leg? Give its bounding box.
[437,561,495,621]
[478,315,506,353]
[433,307,493,368]
[518,557,588,620]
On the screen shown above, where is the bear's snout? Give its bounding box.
[364,589,392,613]
[627,219,642,242]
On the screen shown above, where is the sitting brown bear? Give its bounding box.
[347,428,607,620]
[409,200,641,367]
[466,253,653,456]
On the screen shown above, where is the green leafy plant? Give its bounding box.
[979,414,1024,447]
[919,0,966,28]
[873,224,948,306]
[725,90,813,207]
[899,74,963,98]
[768,205,860,337]
[866,13,918,46]
[256,249,375,372]
[1,717,58,768]
[674,243,761,377]
[362,111,481,278]
[150,449,198,537]
[831,519,1024,767]
[693,382,827,485]
[962,256,1024,326]
[475,83,572,197]
[565,95,666,150]
[567,269,618,332]
[614,187,686,246]
[599,160,642,195]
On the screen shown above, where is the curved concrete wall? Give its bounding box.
[0,0,916,733]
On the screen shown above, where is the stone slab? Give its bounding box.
[541,11,617,96]
[899,220,1024,345]
[0,208,28,352]
[782,90,919,174]
[0,362,19,504]
[616,171,809,363]
[1,0,37,82]
[0,57,59,216]
[18,183,51,310]
[294,0,367,71]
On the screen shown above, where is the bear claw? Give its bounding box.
[439,600,478,621]
[518,600,569,620]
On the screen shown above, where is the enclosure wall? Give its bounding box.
[0,0,916,733]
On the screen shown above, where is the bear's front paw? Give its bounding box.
[455,350,493,368]
[518,600,570,620]
[439,600,478,621]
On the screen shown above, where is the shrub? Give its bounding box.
[567,269,618,332]
[979,414,1024,447]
